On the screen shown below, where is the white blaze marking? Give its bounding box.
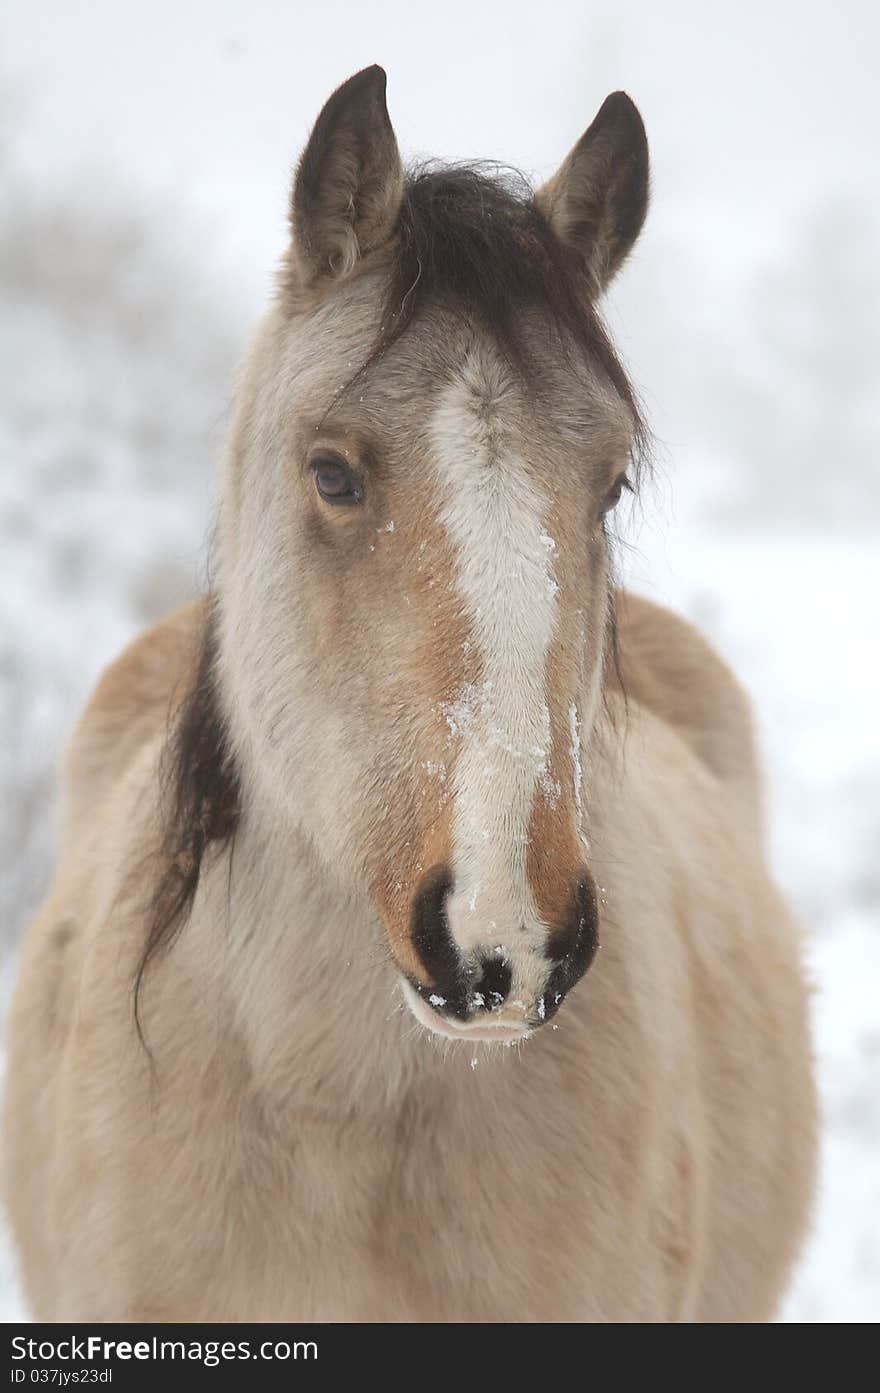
[430,377,560,952]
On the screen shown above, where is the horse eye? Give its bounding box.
[311,454,362,505]
[599,472,632,519]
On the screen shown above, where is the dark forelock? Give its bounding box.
[374,165,645,443]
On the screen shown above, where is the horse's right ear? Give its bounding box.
[290,66,403,285]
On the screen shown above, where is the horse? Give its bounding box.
[2,66,816,1322]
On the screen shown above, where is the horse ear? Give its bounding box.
[535,92,649,297]
[291,65,403,283]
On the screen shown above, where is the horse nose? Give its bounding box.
[406,865,599,1028]
[410,866,515,1018]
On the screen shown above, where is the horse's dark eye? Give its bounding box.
[311,454,362,505]
[599,472,631,519]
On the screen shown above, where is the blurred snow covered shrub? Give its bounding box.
[0,154,242,940]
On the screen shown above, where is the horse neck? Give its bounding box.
[190,777,436,1116]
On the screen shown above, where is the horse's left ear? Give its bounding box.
[536,92,649,296]
[290,65,403,284]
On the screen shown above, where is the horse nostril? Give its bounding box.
[411,864,458,979]
[537,982,567,1024]
[470,953,512,1012]
[410,865,472,1018]
[533,872,601,1026]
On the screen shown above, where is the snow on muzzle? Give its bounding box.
[400,863,600,1035]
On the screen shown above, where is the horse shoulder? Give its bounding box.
[3,725,171,1317]
[60,598,207,847]
[589,688,816,1320]
[612,590,763,843]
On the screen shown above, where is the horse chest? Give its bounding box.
[208,1083,698,1322]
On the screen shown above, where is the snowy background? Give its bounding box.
[1,0,878,1321]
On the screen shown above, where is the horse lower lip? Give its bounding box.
[402,983,531,1041]
[432,1016,529,1042]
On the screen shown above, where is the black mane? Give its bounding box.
[135,607,239,1045]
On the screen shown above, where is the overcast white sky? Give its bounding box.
[5,0,879,309]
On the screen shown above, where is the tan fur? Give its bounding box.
[3,592,816,1321]
[3,71,816,1323]
[611,591,764,842]
[60,604,205,847]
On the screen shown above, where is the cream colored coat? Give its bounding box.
[3,595,816,1321]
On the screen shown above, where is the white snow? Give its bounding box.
[1,0,878,1324]
[539,770,562,807]
[569,702,584,832]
